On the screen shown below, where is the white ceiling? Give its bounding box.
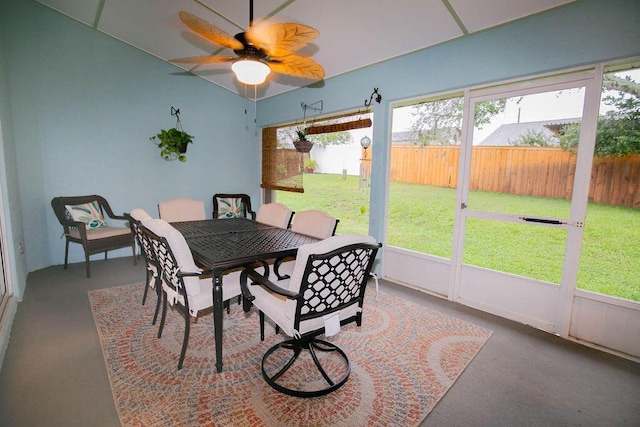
[35,0,577,99]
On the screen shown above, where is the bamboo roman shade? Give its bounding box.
[261,110,373,193]
[261,126,304,193]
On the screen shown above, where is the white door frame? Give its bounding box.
[382,62,640,359]
[452,69,598,334]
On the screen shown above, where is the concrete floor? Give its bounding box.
[0,256,639,426]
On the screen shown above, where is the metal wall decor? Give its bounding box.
[364,88,382,108]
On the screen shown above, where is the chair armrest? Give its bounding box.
[96,196,128,222]
[240,267,299,312]
[109,213,129,221]
[178,270,211,278]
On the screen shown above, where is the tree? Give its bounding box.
[559,73,640,157]
[305,129,352,148]
[277,123,353,148]
[409,97,507,146]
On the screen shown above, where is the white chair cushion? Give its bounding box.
[147,262,159,281]
[254,234,377,337]
[158,198,206,222]
[291,210,337,239]
[250,277,362,337]
[142,218,202,296]
[67,226,130,240]
[256,203,292,229]
[130,208,153,222]
[163,270,242,317]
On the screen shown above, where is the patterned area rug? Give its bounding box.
[89,283,492,426]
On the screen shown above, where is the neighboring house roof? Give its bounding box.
[477,118,581,146]
[392,130,420,144]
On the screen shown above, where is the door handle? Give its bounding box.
[520,217,564,225]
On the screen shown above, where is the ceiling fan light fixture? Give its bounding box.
[232,58,270,85]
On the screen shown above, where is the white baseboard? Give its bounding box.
[0,295,18,373]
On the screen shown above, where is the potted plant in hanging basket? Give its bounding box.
[293,128,314,153]
[149,128,194,162]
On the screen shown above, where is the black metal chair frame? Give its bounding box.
[212,193,256,220]
[241,241,380,397]
[128,215,162,325]
[50,195,136,278]
[140,224,211,370]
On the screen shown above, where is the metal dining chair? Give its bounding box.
[256,202,294,229]
[212,193,256,219]
[128,209,162,325]
[141,217,242,369]
[158,198,206,222]
[240,234,381,397]
[273,209,339,281]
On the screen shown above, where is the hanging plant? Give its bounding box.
[293,128,314,153]
[150,128,194,162]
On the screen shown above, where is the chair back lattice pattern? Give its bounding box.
[295,243,379,326]
[131,219,157,266]
[142,227,186,303]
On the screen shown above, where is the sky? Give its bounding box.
[392,68,640,143]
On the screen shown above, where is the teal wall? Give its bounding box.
[0,0,261,292]
[256,0,640,245]
[0,0,639,300]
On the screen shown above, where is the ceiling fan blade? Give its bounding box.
[178,11,244,51]
[246,21,319,58]
[268,54,325,80]
[169,55,235,65]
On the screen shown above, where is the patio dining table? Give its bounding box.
[171,217,318,373]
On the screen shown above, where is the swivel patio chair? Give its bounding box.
[212,193,256,219]
[51,195,136,278]
[157,198,206,222]
[256,202,294,229]
[141,218,242,370]
[128,209,162,325]
[240,234,380,397]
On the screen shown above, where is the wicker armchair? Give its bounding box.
[51,195,136,278]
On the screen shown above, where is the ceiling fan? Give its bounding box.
[170,1,324,85]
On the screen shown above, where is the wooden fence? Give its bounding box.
[386,146,640,208]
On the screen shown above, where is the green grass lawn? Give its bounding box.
[278,173,640,302]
